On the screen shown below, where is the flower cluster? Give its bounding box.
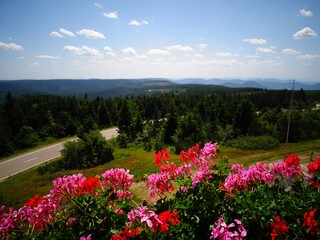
[210,215,247,240]
[1,142,319,239]
[112,207,180,239]
[269,216,289,240]
[307,157,320,175]
[221,154,304,195]
[76,177,101,197]
[221,162,275,195]
[303,209,318,235]
[127,205,161,229]
[24,194,43,207]
[271,154,302,178]
[102,168,134,200]
[110,227,140,240]
[50,173,86,203]
[145,142,218,203]
[307,157,320,191]
[154,149,171,165]
[155,210,180,233]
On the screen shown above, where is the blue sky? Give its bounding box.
[0,0,319,81]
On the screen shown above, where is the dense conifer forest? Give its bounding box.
[1,88,320,157]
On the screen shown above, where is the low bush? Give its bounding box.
[61,130,114,169]
[1,142,319,239]
[224,135,280,150]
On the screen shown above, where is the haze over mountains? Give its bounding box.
[0,78,319,100]
[171,78,320,90]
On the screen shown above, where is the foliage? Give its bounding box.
[61,130,114,169]
[1,89,320,157]
[1,142,319,239]
[224,135,280,150]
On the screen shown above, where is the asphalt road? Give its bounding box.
[0,128,119,182]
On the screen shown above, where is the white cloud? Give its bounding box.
[245,55,260,59]
[30,62,40,67]
[210,59,243,66]
[136,55,148,60]
[18,56,25,59]
[248,59,283,66]
[293,27,317,40]
[193,54,204,58]
[129,20,148,26]
[198,43,208,50]
[216,52,239,57]
[103,11,118,19]
[166,45,194,52]
[76,29,106,39]
[147,49,171,56]
[243,38,267,45]
[122,47,137,55]
[50,31,64,38]
[59,28,76,37]
[0,41,24,51]
[256,47,276,54]
[104,46,117,57]
[281,48,301,55]
[94,2,102,8]
[296,54,320,61]
[36,55,60,59]
[104,46,113,52]
[299,9,313,17]
[63,45,101,56]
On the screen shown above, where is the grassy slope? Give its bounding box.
[0,139,319,208]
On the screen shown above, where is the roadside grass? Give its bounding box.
[0,139,319,208]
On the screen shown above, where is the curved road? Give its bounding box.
[0,128,118,182]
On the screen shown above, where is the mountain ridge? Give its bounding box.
[0,78,319,101]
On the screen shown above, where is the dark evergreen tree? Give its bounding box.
[117,99,133,138]
[3,92,23,140]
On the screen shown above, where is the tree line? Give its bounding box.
[1,88,320,157]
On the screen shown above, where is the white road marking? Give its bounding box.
[24,157,39,163]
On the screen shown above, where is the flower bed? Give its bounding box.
[1,142,319,239]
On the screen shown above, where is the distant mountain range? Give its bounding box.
[170,78,320,90]
[0,78,319,101]
[0,79,176,100]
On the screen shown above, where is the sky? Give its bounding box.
[0,0,319,82]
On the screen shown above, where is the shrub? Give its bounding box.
[61,130,114,169]
[224,135,279,150]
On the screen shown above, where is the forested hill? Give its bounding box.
[0,79,233,100]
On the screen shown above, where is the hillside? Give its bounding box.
[171,78,320,90]
[0,79,236,100]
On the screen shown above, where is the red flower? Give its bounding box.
[303,209,318,235]
[154,149,171,165]
[179,143,200,163]
[76,177,101,196]
[111,227,140,240]
[269,216,289,240]
[24,194,43,207]
[153,210,180,233]
[307,157,320,175]
[285,154,300,168]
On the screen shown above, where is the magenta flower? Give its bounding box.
[192,164,213,188]
[128,205,162,228]
[80,234,92,240]
[145,172,174,203]
[200,142,218,161]
[102,168,134,199]
[50,173,86,203]
[210,215,247,240]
